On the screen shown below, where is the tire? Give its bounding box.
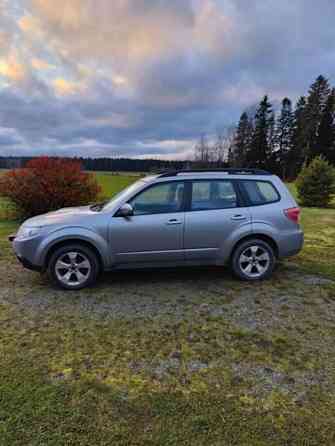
[231,239,275,281]
[47,244,100,290]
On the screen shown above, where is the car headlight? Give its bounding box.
[16,226,43,240]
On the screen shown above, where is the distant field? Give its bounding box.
[95,171,143,199]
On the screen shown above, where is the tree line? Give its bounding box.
[0,156,191,172]
[227,75,335,179]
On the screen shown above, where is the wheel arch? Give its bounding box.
[230,233,279,260]
[44,239,105,272]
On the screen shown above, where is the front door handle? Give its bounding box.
[231,215,247,221]
[166,219,182,225]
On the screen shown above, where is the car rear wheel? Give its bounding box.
[48,244,99,290]
[231,239,275,281]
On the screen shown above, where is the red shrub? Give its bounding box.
[0,157,101,218]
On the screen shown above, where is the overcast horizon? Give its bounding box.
[0,0,335,159]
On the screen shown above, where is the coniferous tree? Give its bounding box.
[275,98,294,178]
[287,96,307,179]
[231,112,253,167]
[316,88,335,163]
[296,156,335,207]
[247,95,274,170]
[304,75,331,161]
[267,112,279,174]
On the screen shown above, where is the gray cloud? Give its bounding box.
[0,0,334,158]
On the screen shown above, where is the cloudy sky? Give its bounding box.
[0,0,334,159]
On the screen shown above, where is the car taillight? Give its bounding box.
[284,207,301,224]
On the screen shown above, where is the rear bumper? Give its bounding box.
[278,229,304,258]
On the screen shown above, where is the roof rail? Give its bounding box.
[157,168,271,178]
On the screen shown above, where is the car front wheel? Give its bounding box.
[231,239,275,281]
[48,244,99,290]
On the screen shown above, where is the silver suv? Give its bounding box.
[10,169,304,290]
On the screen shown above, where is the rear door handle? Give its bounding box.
[231,215,247,221]
[166,219,182,225]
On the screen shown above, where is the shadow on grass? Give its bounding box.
[98,265,232,286]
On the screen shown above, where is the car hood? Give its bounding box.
[22,205,98,228]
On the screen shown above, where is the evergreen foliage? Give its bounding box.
[316,88,335,162]
[228,75,335,178]
[296,156,335,207]
[287,96,307,179]
[304,75,331,161]
[276,98,294,178]
[246,95,274,170]
[230,112,253,167]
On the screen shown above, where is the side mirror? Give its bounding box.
[117,203,134,218]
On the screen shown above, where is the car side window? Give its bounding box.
[241,180,280,205]
[191,180,237,211]
[129,182,185,215]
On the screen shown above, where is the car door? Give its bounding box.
[109,181,186,265]
[184,179,252,261]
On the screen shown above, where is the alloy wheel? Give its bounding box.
[238,245,271,279]
[55,251,91,287]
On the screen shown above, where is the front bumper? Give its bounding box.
[9,233,43,272]
[16,254,42,272]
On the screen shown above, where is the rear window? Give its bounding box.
[191,180,237,210]
[241,180,280,205]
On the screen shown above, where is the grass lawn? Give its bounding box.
[0,173,335,445]
[95,171,143,200]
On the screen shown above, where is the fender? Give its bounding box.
[217,223,254,263]
[252,221,280,244]
[217,221,280,264]
[33,226,110,269]
[252,221,302,258]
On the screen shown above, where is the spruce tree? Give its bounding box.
[287,96,307,179]
[296,156,335,207]
[316,88,335,163]
[276,98,294,178]
[231,112,253,167]
[247,95,274,169]
[304,75,331,161]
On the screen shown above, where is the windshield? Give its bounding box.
[102,179,146,211]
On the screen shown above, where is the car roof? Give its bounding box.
[143,169,276,183]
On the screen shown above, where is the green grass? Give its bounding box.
[0,172,335,444]
[95,171,143,199]
[284,181,335,277]
[295,207,335,277]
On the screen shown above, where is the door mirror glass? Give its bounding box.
[117,203,134,217]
